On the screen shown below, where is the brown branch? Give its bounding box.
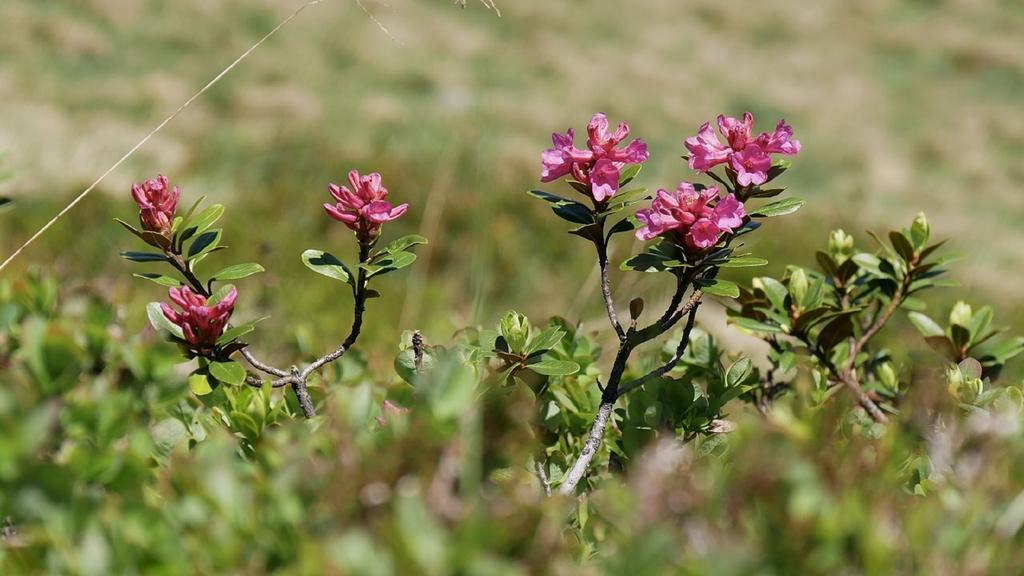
[616,291,702,399]
[595,236,625,341]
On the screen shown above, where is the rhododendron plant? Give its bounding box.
[528,111,804,493]
[118,170,425,418]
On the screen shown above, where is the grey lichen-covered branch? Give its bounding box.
[238,241,373,419]
[557,269,707,495]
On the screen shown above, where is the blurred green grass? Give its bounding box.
[1,0,1023,369]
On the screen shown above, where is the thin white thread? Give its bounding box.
[0,0,325,273]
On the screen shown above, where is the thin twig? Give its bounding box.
[534,460,552,497]
[0,0,326,274]
[616,292,702,398]
[595,236,625,341]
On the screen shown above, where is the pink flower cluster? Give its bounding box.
[541,113,649,202]
[635,183,745,251]
[161,286,237,352]
[685,112,800,187]
[324,170,408,240]
[131,175,180,236]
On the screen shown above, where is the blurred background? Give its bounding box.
[1,0,1022,370]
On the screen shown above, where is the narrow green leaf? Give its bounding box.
[908,312,944,338]
[208,284,236,306]
[211,263,265,281]
[526,358,580,377]
[187,204,224,236]
[750,197,805,218]
[730,316,785,333]
[726,358,752,387]
[133,273,182,287]
[187,229,222,260]
[719,256,768,268]
[702,279,739,298]
[121,251,168,263]
[618,163,642,186]
[525,327,565,356]
[216,319,266,346]
[383,234,428,254]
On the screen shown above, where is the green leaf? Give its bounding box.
[146,302,184,339]
[187,229,222,260]
[363,251,417,278]
[757,277,789,311]
[216,318,266,346]
[209,360,247,386]
[730,316,785,333]
[908,312,944,338]
[606,216,638,239]
[910,213,930,250]
[528,189,594,225]
[383,234,428,254]
[553,202,594,225]
[967,306,993,341]
[750,197,805,218]
[178,195,208,230]
[526,358,580,377]
[115,218,171,249]
[702,279,739,298]
[188,373,214,396]
[618,163,642,186]
[301,249,353,284]
[187,204,224,236]
[208,284,236,306]
[818,316,853,351]
[852,253,884,276]
[121,251,168,263]
[889,231,915,263]
[726,358,752,387]
[133,273,182,287]
[525,327,565,356]
[719,256,768,268]
[211,263,265,281]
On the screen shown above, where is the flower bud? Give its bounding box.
[828,229,854,263]
[911,212,930,249]
[949,301,972,328]
[131,175,180,239]
[160,286,236,355]
[788,267,809,308]
[878,362,898,392]
[500,311,531,354]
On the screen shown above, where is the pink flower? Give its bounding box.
[324,170,408,240]
[684,112,800,186]
[539,113,648,202]
[541,129,593,182]
[161,286,236,352]
[635,183,746,252]
[131,174,180,237]
[729,146,772,188]
[589,159,621,203]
